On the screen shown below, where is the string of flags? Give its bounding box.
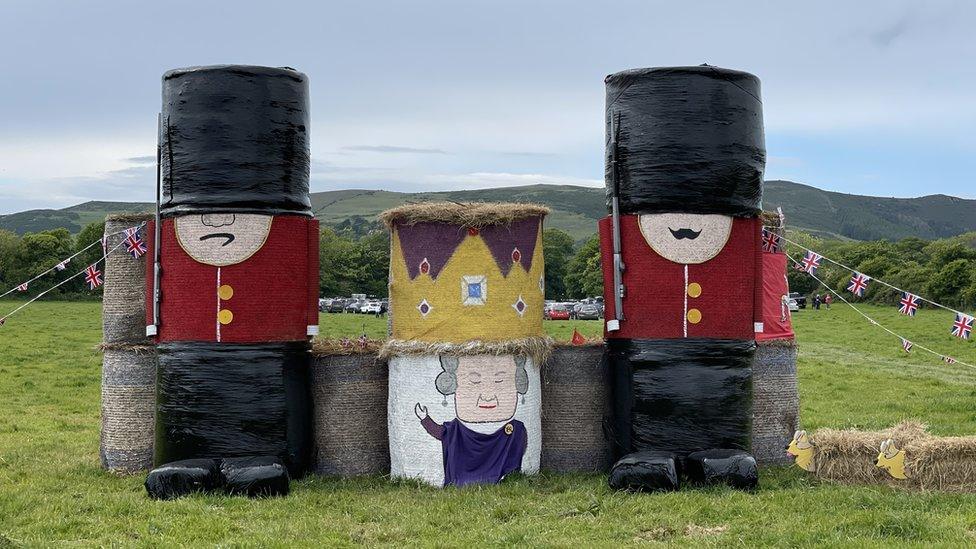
[786,252,973,370]
[0,223,147,329]
[772,230,975,341]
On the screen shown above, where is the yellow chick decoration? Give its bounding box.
[876,439,908,480]
[786,430,816,472]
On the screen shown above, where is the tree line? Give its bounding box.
[2,220,973,309]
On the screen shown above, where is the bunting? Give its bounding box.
[898,293,920,317]
[901,338,913,353]
[847,272,871,297]
[84,265,104,290]
[761,229,782,253]
[797,251,822,274]
[951,314,973,340]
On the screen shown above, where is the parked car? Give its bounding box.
[318,298,330,312]
[789,292,807,309]
[546,304,571,320]
[787,298,800,312]
[345,299,364,313]
[576,303,601,320]
[362,300,383,314]
[326,299,346,313]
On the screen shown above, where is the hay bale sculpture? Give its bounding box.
[601,66,765,491]
[100,214,156,474]
[751,212,800,464]
[786,422,976,492]
[381,202,550,487]
[143,65,319,499]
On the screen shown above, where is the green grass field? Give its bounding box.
[1,301,976,546]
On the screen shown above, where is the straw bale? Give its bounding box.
[379,202,550,228]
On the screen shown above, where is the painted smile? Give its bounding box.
[477,395,498,409]
[199,233,236,246]
[668,227,702,240]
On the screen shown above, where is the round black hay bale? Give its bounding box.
[751,339,799,465]
[310,344,389,476]
[102,214,153,345]
[541,344,612,473]
[100,346,156,473]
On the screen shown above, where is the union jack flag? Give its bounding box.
[124,228,148,259]
[901,338,913,353]
[0,317,5,327]
[951,313,973,340]
[84,264,103,290]
[55,259,69,271]
[898,292,920,316]
[761,229,781,253]
[16,282,28,292]
[797,251,822,275]
[358,333,369,349]
[943,356,957,365]
[847,272,871,297]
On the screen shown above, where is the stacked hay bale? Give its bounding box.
[599,66,766,490]
[143,65,319,499]
[752,211,800,465]
[804,421,930,485]
[541,343,612,473]
[100,213,156,474]
[381,202,551,487]
[310,339,389,476]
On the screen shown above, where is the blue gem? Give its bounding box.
[468,283,482,298]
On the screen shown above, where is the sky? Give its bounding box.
[1,0,974,214]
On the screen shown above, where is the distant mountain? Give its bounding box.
[2,181,974,242]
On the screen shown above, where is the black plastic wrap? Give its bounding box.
[685,449,758,490]
[605,66,765,217]
[145,458,222,500]
[607,338,754,458]
[160,65,311,217]
[608,451,680,492]
[154,342,312,476]
[221,456,290,497]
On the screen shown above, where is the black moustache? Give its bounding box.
[669,228,702,240]
[199,233,236,246]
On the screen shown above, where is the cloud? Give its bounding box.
[341,145,448,154]
[870,14,914,47]
[426,172,603,189]
[125,155,156,164]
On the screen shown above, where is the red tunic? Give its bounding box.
[145,215,319,343]
[599,215,763,341]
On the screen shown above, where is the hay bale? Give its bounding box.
[813,421,930,485]
[905,436,976,492]
[751,339,799,465]
[541,344,612,473]
[100,346,156,474]
[102,214,153,345]
[310,345,389,476]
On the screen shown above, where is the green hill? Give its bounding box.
[2,181,974,242]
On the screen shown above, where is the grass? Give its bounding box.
[1,300,976,546]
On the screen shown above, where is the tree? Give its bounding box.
[564,235,603,299]
[542,228,574,300]
[354,231,391,297]
[318,226,360,297]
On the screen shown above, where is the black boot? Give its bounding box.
[684,449,758,490]
[145,458,223,500]
[220,456,290,498]
[608,451,680,492]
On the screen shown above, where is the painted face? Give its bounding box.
[638,213,733,264]
[176,214,272,267]
[454,355,519,423]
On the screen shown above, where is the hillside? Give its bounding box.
[2,181,975,242]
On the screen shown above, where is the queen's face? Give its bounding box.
[454,355,519,423]
[638,213,733,264]
[176,214,272,267]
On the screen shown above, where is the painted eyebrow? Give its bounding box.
[495,370,508,376]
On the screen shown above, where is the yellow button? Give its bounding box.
[218,284,234,300]
[687,308,702,324]
[217,309,234,325]
[687,282,702,298]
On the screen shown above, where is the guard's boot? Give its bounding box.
[608,451,680,492]
[684,449,758,490]
[145,458,223,500]
[220,456,290,498]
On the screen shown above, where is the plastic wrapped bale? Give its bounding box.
[541,343,612,473]
[100,345,156,473]
[310,340,390,476]
[599,66,765,489]
[380,202,551,488]
[750,339,799,465]
[103,214,154,345]
[144,65,319,492]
